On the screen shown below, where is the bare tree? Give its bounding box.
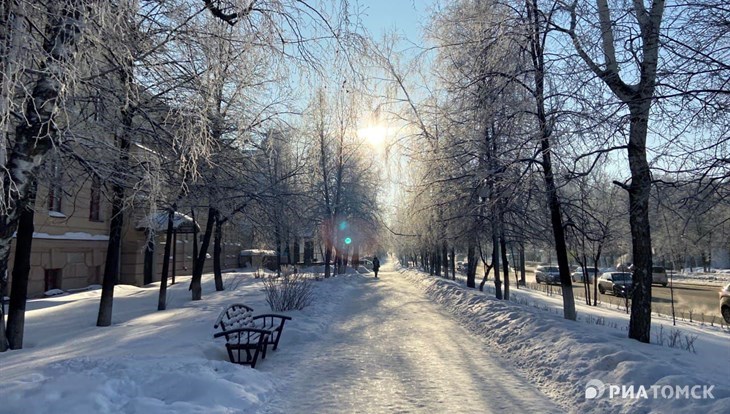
[1,0,89,349]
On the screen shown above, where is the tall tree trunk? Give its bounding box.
[304,240,312,265]
[0,0,26,168]
[97,28,134,326]
[213,217,223,291]
[352,241,360,268]
[6,181,36,349]
[492,230,502,299]
[97,173,126,327]
[0,269,7,351]
[171,229,177,285]
[190,207,217,300]
[143,229,154,285]
[466,242,476,288]
[627,103,654,342]
[275,223,282,275]
[519,243,526,286]
[510,243,519,289]
[450,247,456,281]
[593,247,602,306]
[324,245,332,278]
[580,254,591,305]
[500,235,510,301]
[285,231,291,265]
[293,237,300,264]
[528,0,575,320]
[158,207,175,311]
[433,244,441,277]
[191,207,198,283]
[442,241,448,279]
[541,138,576,320]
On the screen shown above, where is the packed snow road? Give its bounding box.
[260,265,561,413]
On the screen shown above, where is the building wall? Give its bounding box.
[10,238,107,295]
[7,176,245,297]
[7,170,111,297]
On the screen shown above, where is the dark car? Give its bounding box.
[720,283,730,324]
[597,271,633,296]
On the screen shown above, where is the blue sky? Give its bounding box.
[355,0,435,44]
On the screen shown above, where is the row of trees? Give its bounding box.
[1,0,381,351]
[387,0,729,343]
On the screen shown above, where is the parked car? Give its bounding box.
[456,261,468,273]
[597,271,633,296]
[616,263,633,272]
[571,267,600,284]
[651,266,668,287]
[720,283,730,324]
[535,265,561,284]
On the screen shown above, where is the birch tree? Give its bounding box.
[1,0,88,350]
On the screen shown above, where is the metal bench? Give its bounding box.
[213,303,292,368]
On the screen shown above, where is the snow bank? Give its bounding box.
[401,269,730,414]
[0,271,355,414]
[670,271,730,286]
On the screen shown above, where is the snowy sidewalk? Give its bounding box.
[260,266,561,413]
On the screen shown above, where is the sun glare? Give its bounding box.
[357,125,388,147]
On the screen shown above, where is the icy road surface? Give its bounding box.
[261,266,561,413]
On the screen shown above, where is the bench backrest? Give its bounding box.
[214,304,256,340]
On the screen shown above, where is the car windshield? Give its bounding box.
[652,267,665,272]
[543,267,560,272]
[611,273,632,282]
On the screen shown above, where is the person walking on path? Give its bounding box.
[372,256,380,278]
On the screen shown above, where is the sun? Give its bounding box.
[357,125,388,147]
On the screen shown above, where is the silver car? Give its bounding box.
[535,265,561,284]
[571,267,600,284]
[651,266,668,287]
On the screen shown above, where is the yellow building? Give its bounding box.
[6,169,245,297]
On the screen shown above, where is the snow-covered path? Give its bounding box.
[261,266,561,413]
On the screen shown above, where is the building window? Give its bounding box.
[44,268,62,292]
[48,156,63,214]
[89,175,102,221]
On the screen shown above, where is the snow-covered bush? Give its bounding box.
[262,271,314,311]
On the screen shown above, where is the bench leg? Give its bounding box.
[271,325,286,350]
[260,333,269,360]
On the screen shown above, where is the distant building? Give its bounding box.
[7,171,247,297]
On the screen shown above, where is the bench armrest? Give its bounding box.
[253,314,292,321]
[213,327,272,339]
